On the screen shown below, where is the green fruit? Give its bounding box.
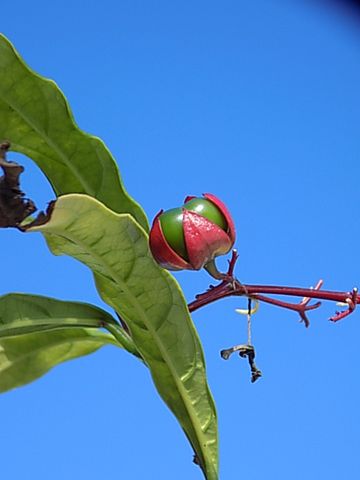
[183,198,227,230]
[158,198,228,261]
[159,208,188,259]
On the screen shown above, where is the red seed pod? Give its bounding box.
[149,193,235,272]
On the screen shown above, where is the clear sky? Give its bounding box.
[1,1,360,479]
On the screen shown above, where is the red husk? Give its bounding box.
[203,192,236,243]
[183,209,233,269]
[149,211,192,270]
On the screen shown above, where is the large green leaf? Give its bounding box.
[0,327,116,394]
[0,293,138,357]
[0,34,148,231]
[28,194,218,480]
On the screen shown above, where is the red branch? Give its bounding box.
[188,251,359,327]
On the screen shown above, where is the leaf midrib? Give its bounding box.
[50,225,214,473]
[0,317,108,338]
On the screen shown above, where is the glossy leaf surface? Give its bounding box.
[29,194,218,480]
[0,293,118,337]
[0,293,134,393]
[0,34,148,230]
[0,327,116,394]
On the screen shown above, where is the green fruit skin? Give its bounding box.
[159,207,188,260]
[183,198,227,230]
[158,198,228,261]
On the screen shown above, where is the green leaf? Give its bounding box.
[0,293,141,393]
[0,328,116,394]
[28,194,218,480]
[0,293,139,357]
[0,34,148,231]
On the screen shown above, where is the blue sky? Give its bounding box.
[1,1,360,479]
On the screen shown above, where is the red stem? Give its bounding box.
[234,284,357,303]
[188,278,359,325]
[187,251,358,325]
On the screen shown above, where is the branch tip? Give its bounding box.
[330,288,358,322]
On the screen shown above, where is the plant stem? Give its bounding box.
[188,251,359,326]
[104,322,143,360]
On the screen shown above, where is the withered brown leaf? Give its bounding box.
[0,141,37,228]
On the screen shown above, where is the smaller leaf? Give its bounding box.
[0,293,140,357]
[0,292,113,335]
[0,293,142,393]
[0,328,115,393]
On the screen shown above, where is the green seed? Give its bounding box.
[183,198,227,230]
[159,208,188,260]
